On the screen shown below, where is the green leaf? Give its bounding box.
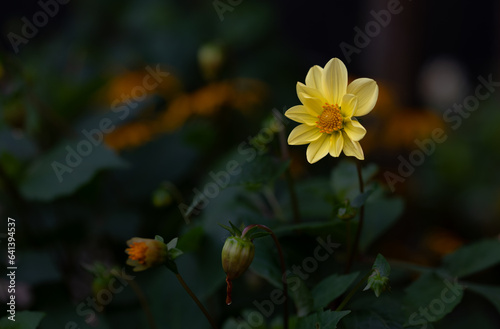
[351,188,375,208]
[168,247,183,260]
[0,311,45,329]
[364,254,391,297]
[330,160,378,200]
[229,221,242,236]
[341,310,412,329]
[229,155,290,190]
[404,272,464,324]
[19,140,128,201]
[442,239,500,278]
[467,283,500,314]
[288,276,314,317]
[312,272,360,309]
[218,223,235,235]
[177,226,204,252]
[360,197,404,252]
[166,237,178,249]
[155,235,165,243]
[295,310,350,329]
[373,254,391,277]
[247,231,271,240]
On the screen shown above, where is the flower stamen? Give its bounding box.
[316,103,343,134]
[126,242,148,264]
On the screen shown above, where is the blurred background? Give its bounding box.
[0,0,499,328]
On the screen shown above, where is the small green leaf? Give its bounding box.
[442,239,500,278]
[373,254,391,277]
[168,247,183,260]
[166,237,178,250]
[312,272,360,309]
[247,231,271,240]
[218,223,235,235]
[155,235,165,243]
[363,254,391,297]
[229,221,242,236]
[295,310,350,329]
[351,189,375,208]
[0,311,45,329]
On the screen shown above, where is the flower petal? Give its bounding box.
[347,78,378,116]
[342,131,365,160]
[285,105,317,125]
[322,58,348,105]
[329,131,344,157]
[297,82,325,101]
[343,118,366,141]
[288,124,322,145]
[299,94,324,117]
[306,134,330,163]
[305,65,323,89]
[340,94,357,118]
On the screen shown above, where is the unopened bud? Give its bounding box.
[221,236,255,305]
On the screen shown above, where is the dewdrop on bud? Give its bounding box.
[221,236,255,305]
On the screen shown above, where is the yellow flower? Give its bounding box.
[125,237,168,272]
[285,58,378,163]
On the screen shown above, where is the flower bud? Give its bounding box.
[125,237,168,272]
[221,236,255,305]
[363,269,390,297]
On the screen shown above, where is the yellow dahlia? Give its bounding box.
[285,58,378,163]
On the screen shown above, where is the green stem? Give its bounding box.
[335,271,371,312]
[242,225,289,329]
[128,279,159,329]
[176,273,218,329]
[276,112,300,223]
[345,161,365,273]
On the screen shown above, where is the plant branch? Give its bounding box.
[176,273,218,329]
[242,224,289,329]
[345,161,365,273]
[335,271,371,311]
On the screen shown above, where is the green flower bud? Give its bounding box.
[363,269,390,297]
[221,236,255,305]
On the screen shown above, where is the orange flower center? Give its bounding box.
[316,103,343,134]
[127,242,148,264]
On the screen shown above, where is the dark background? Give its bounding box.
[0,0,499,328]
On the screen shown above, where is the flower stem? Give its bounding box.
[176,273,218,329]
[127,279,159,329]
[242,225,289,329]
[276,112,300,223]
[335,271,371,311]
[345,161,365,274]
